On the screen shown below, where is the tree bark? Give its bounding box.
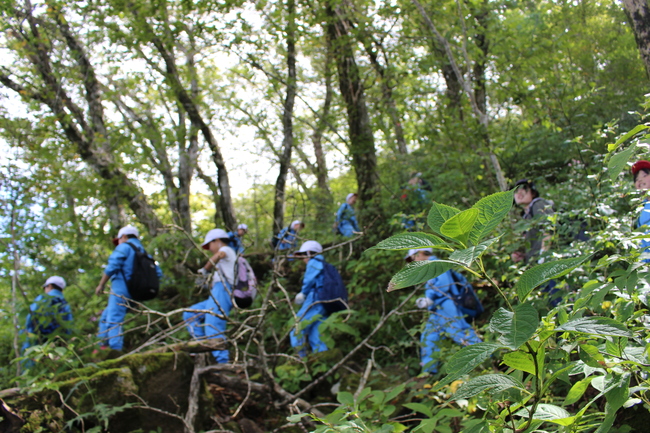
[622,0,650,79]
[325,0,379,214]
[272,0,298,235]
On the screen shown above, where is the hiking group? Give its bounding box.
[21,166,650,373]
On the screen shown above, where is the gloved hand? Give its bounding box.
[416,297,434,309]
[294,293,305,305]
[197,268,209,275]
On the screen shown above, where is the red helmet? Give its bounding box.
[631,160,650,176]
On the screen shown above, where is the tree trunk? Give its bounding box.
[272,0,298,235]
[325,0,379,216]
[411,0,507,191]
[622,0,650,78]
[125,2,238,230]
[357,30,407,155]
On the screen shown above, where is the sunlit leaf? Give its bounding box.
[427,202,460,237]
[440,208,478,245]
[502,350,536,375]
[608,143,636,181]
[514,404,572,423]
[468,190,514,244]
[564,377,595,405]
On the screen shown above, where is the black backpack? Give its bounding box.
[449,270,483,322]
[318,262,348,314]
[122,242,160,301]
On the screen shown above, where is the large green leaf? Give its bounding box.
[440,208,478,246]
[502,350,537,375]
[608,143,636,181]
[427,202,460,236]
[449,237,500,266]
[468,190,514,245]
[387,259,456,291]
[453,374,526,400]
[437,343,501,388]
[607,124,649,153]
[515,255,592,301]
[556,317,633,338]
[369,232,447,251]
[488,304,539,350]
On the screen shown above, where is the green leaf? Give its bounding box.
[412,418,437,433]
[556,317,633,338]
[427,202,460,236]
[608,143,636,181]
[440,208,478,245]
[515,255,592,301]
[437,343,501,388]
[388,259,456,291]
[449,237,500,266]
[605,373,630,411]
[514,403,572,423]
[369,232,447,251]
[502,350,537,375]
[453,374,526,400]
[403,402,433,418]
[385,383,405,402]
[287,414,308,422]
[564,376,595,405]
[608,124,650,152]
[337,391,354,406]
[468,190,514,244]
[489,304,539,350]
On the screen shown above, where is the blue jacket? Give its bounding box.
[104,238,163,283]
[301,255,324,305]
[637,200,650,261]
[336,203,359,233]
[25,289,72,335]
[276,227,298,250]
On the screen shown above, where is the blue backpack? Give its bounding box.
[318,262,348,314]
[449,270,483,321]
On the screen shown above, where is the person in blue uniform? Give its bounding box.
[632,160,650,262]
[183,228,237,363]
[336,193,360,237]
[407,248,481,374]
[290,240,329,357]
[95,225,162,351]
[227,223,248,255]
[22,276,73,354]
[275,220,304,251]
